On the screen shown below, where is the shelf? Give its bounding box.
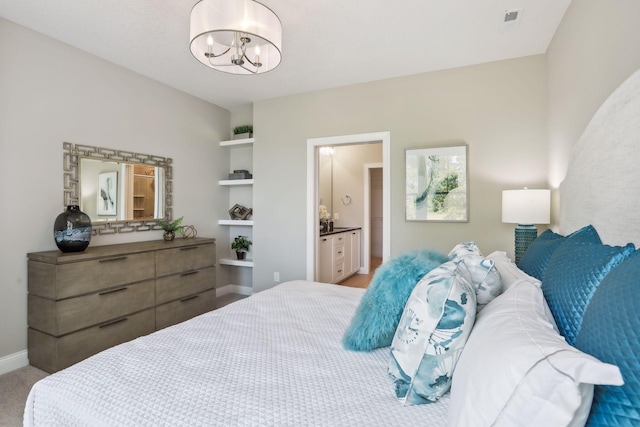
[218,219,254,226]
[219,179,254,186]
[219,257,254,268]
[220,137,254,148]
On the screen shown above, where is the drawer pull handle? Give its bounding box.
[322,238,327,242]
[180,295,199,303]
[99,256,128,263]
[337,251,343,255]
[99,287,127,296]
[99,317,128,328]
[338,269,343,273]
[180,246,199,251]
[338,237,343,241]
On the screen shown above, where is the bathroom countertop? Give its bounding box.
[319,226,362,237]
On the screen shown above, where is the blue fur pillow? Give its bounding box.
[342,249,447,352]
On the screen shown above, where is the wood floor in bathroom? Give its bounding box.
[338,257,382,289]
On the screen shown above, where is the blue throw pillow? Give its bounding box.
[342,249,447,352]
[541,241,635,345]
[518,225,601,280]
[575,250,640,426]
[388,261,476,404]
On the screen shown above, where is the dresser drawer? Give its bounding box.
[28,308,155,373]
[156,266,215,305]
[156,289,215,330]
[156,243,215,277]
[29,252,155,299]
[28,280,155,336]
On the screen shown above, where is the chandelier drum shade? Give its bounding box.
[190,0,282,75]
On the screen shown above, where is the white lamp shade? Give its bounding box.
[190,0,282,74]
[502,189,550,225]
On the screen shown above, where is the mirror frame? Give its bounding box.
[63,142,173,234]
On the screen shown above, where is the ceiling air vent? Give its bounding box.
[501,8,523,31]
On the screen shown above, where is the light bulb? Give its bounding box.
[254,45,261,56]
[206,35,213,46]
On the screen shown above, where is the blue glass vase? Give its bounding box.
[53,205,92,252]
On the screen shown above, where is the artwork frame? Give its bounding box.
[405,144,468,222]
[97,171,118,216]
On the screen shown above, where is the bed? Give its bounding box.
[24,281,450,426]
[25,69,640,426]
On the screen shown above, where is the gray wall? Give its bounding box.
[330,144,383,229]
[546,0,640,223]
[0,18,230,364]
[252,55,548,291]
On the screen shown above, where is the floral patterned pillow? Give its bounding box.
[449,242,502,311]
[388,260,477,405]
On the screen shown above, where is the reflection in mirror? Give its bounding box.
[318,146,334,223]
[79,159,164,221]
[64,142,172,235]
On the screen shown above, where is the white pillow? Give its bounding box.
[447,280,623,427]
[389,261,476,405]
[486,250,540,291]
[449,243,502,311]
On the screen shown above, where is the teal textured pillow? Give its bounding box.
[389,261,476,404]
[518,225,601,280]
[342,249,447,352]
[575,250,640,426]
[541,241,635,345]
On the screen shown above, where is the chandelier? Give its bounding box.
[189,0,282,75]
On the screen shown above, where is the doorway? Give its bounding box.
[306,132,391,281]
[365,164,383,274]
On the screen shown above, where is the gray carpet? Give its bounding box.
[0,366,48,427]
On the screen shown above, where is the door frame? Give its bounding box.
[362,162,383,274]
[306,131,391,281]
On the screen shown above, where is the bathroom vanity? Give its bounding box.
[318,227,361,283]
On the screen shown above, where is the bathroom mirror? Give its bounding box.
[318,147,334,221]
[63,142,173,234]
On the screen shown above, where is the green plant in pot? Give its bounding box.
[233,125,253,139]
[231,235,252,260]
[159,216,183,241]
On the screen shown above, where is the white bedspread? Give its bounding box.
[24,281,449,426]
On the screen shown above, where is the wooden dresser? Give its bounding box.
[27,237,215,373]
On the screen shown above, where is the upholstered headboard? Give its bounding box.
[559,69,640,248]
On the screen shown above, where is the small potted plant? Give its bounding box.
[158,216,183,241]
[233,125,253,140]
[231,235,252,260]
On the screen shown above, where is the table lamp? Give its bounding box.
[502,188,551,264]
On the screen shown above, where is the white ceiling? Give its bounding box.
[0,0,572,111]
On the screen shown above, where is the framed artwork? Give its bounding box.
[405,144,468,222]
[97,171,117,216]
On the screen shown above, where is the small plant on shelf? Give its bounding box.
[159,216,183,241]
[233,125,253,138]
[231,235,252,260]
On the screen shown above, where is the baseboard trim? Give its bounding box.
[0,349,29,376]
[216,284,253,297]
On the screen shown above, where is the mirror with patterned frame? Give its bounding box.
[63,142,173,234]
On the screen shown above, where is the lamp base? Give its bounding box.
[514,224,538,264]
